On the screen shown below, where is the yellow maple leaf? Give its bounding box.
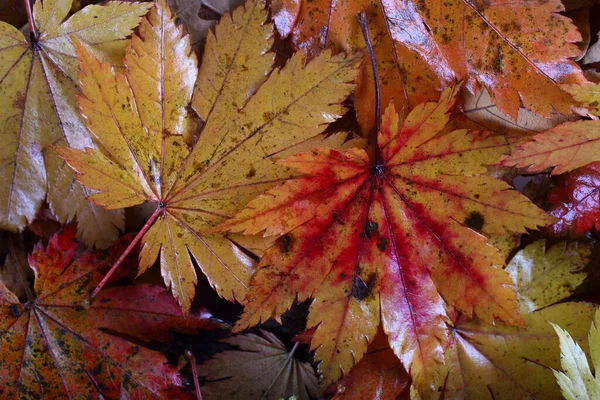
[0,0,151,248]
[55,0,361,312]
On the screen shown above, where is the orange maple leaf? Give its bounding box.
[218,86,552,394]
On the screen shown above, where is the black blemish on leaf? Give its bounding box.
[351,276,370,300]
[332,210,344,225]
[279,235,292,253]
[464,211,485,231]
[364,221,378,238]
[377,237,388,252]
[9,305,20,317]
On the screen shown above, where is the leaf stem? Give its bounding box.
[184,350,203,400]
[23,0,36,41]
[91,205,163,300]
[357,12,380,143]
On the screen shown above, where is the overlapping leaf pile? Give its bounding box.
[2,0,600,398]
[0,227,223,398]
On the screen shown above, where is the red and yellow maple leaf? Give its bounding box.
[0,227,223,398]
[218,86,552,394]
[54,0,361,312]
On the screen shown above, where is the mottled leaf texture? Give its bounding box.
[331,330,409,400]
[502,120,600,175]
[0,227,223,399]
[546,162,600,237]
[506,240,590,312]
[432,242,596,400]
[386,0,586,120]
[552,308,600,400]
[55,0,361,312]
[219,87,551,394]
[279,0,447,134]
[198,330,319,400]
[0,0,151,247]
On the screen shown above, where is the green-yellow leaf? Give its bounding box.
[506,240,590,313]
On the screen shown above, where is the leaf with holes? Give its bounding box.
[54,0,361,312]
[218,86,552,394]
[197,329,319,400]
[0,227,224,398]
[0,0,152,248]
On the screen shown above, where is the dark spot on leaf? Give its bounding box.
[279,235,292,253]
[364,220,378,238]
[464,211,485,231]
[246,165,256,178]
[591,101,598,107]
[351,276,370,300]
[377,237,388,252]
[9,305,19,317]
[175,17,182,26]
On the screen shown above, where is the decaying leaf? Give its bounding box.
[0,0,151,247]
[563,82,600,116]
[0,227,224,398]
[219,86,551,394]
[386,0,586,120]
[546,162,600,237]
[430,235,595,399]
[55,0,361,312]
[552,307,600,400]
[198,329,319,400]
[330,330,409,400]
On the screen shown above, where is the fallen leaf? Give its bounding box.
[432,236,595,399]
[387,0,586,120]
[0,227,224,398]
[552,307,600,400]
[219,87,551,393]
[546,162,600,237]
[461,89,575,136]
[330,330,409,400]
[279,0,447,134]
[506,240,590,313]
[501,120,600,175]
[198,329,319,400]
[0,0,151,247]
[55,0,361,312]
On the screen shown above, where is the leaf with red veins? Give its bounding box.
[501,120,600,175]
[546,162,600,237]
[219,87,551,392]
[0,228,224,398]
